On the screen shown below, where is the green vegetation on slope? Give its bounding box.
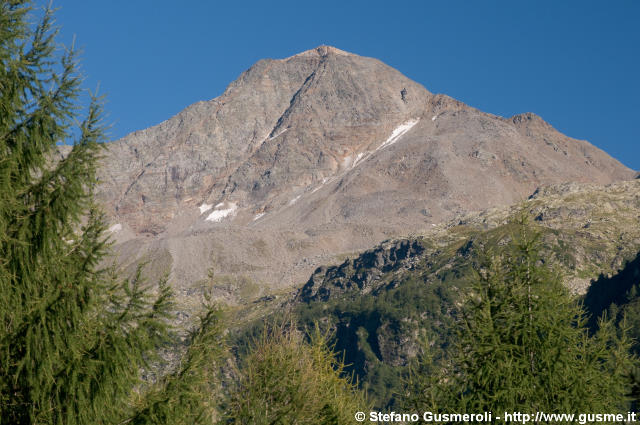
[220,322,369,424]
[286,183,640,408]
[405,222,634,415]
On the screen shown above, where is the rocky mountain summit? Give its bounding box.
[95,46,635,306]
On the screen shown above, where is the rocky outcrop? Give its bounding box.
[298,239,425,302]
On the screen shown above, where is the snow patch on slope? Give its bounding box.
[205,203,238,222]
[352,152,367,168]
[311,176,335,194]
[268,128,288,141]
[288,195,302,206]
[108,223,122,233]
[378,119,419,150]
[199,203,213,214]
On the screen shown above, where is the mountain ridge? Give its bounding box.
[92,46,634,312]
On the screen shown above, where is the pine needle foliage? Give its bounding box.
[0,2,184,424]
[405,219,636,416]
[129,306,227,425]
[222,322,369,425]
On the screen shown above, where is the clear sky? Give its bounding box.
[54,0,639,171]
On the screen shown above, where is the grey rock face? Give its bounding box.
[95,46,635,305]
[298,239,426,303]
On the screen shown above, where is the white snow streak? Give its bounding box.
[108,223,122,233]
[199,203,213,214]
[205,203,237,222]
[431,115,437,121]
[352,152,366,168]
[267,128,288,141]
[253,212,266,221]
[288,195,301,206]
[310,176,335,194]
[378,119,419,150]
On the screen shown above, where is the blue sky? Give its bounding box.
[54,1,639,170]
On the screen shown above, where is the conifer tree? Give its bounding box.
[129,307,226,425]
[0,2,224,424]
[221,323,368,425]
[405,220,635,417]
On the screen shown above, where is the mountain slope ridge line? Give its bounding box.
[92,45,634,313]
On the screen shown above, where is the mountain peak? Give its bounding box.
[511,112,546,125]
[97,48,634,297]
[285,45,353,60]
